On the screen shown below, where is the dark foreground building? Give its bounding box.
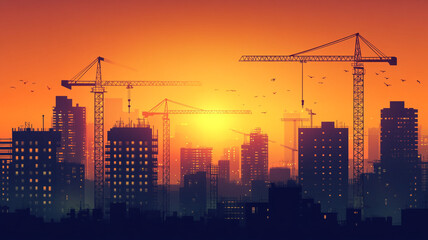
[298,122,348,219]
[106,125,158,211]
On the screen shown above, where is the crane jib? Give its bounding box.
[239,56,397,65]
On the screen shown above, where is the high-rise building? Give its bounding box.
[241,128,268,188]
[298,122,348,219]
[218,160,230,184]
[179,172,207,219]
[9,128,61,219]
[379,101,421,222]
[180,147,212,183]
[269,167,291,185]
[368,127,380,172]
[52,96,86,165]
[223,146,240,182]
[0,138,12,205]
[105,125,158,211]
[56,162,85,215]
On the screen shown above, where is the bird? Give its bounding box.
[254,96,258,98]
[308,75,314,78]
[271,78,276,82]
[19,80,24,82]
[318,82,324,84]
[32,82,36,84]
[10,86,16,89]
[23,81,28,84]
[380,70,386,73]
[261,112,267,114]
[344,70,349,72]
[314,102,318,104]
[417,80,421,84]
[375,72,379,75]
[384,77,389,80]
[286,89,291,92]
[384,82,391,87]
[400,79,406,82]
[273,92,277,94]
[322,76,326,79]
[30,90,34,93]
[262,95,266,98]
[47,85,51,90]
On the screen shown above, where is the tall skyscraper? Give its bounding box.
[223,146,240,182]
[9,128,61,219]
[298,122,348,219]
[105,125,158,211]
[241,128,268,189]
[52,96,86,165]
[0,138,12,205]
[180,147,212,183]
[179,172,207,219]
[368,127,380,172]
[218,160,230,184]
[379,101,421,221]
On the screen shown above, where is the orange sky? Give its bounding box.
[1,0,428,174]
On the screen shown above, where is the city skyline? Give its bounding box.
[1,0,428,169]
[1,1,428,239]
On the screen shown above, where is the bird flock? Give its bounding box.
[10,80,52,93]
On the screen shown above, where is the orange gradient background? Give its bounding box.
[1,0,427,183]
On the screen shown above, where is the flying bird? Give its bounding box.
[375,72,379,75]
[417,80,421,84]
[271,78,276,82]
[273,92,277,95]
[322,76,326,79]
[384,82,391,87]
[384,77,389,80]
[318,82,324,84]
[308,75,314,78]
[47,85,51,90]
[254,96,258,98]
[380,70,386,73]
[30,90,34,93]
[19,80,24,82]
[286,89,291,92]
[261,112,267,114]
[10,86,16,89]
[344,70,349,72]
[400,79,406,82]
[32,82,36,84]
[314,102,318,104]
[23,81,28,84]
[262,95,266,98]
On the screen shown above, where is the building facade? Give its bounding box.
[241,128,268,189]
[52,96,86,165]
[298,122,348,219]
[105,126,158,211]
[223,146,240,182]
[180,147,212,183]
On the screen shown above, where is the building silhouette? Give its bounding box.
[0,138,12,205]
[241,128,268,192]
[223,146,240,182]
[378,101,421,222]
[180,147,212,184]
[9,128,61,219]
[368,127,380,173]
[269,167,291,185]
[52,96,86,165]
[105,124,158,211]
[218,160,230,185]
[179,172,207,219]
[298,122,348,219]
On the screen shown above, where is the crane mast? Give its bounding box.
[62,57,201,211]
[240,33,397,210]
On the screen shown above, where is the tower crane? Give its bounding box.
[142,98,251,216]
[240,33,397,210]
[61,57,201,211]
[305,108,316,128]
